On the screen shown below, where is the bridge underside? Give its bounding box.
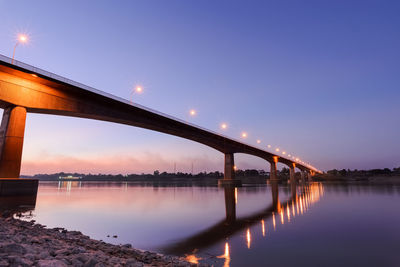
[0,59,316,181]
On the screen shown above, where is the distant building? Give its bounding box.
[58,175,82,180]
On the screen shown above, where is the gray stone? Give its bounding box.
[83,258,98,267]
[37,259,67,267]
[1,243,27,254]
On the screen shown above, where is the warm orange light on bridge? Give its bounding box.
[282,151,286,155]
[135,86,143,93]
[256,139,261,144]
[189,109,196,116]
[267,144,271,148]
[233,165,237,171]
[220,123,227,129]
[18,34,28,43]
[241,132,248,138]
[275,148,280,152]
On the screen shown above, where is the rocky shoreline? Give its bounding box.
[0,215,204,267]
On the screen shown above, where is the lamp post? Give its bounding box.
[12,34,28,64]
[130,86,143,103]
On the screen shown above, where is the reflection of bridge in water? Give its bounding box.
[162,181,324,264]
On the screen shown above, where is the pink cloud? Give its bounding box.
[21,152,224,175]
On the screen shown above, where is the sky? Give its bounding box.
[0,0,399,174]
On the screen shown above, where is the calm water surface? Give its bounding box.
[17,181,400,266]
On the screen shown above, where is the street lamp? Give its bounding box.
[220,123,228,130]
[189,109,196,116]
[12,34,28,64]
[130,85,143,103]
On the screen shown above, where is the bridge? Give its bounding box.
[0,54,319,190]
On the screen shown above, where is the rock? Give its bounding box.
[0,243,27,254]
[38,250,50,259]
[83,257,98,267]
[71,246,86,254]
[19,258,34,266]
[126,258,143,267]
[55,248,69,256]
[37,259,67,267]
[76,253,89,263]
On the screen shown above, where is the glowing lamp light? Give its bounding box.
[275,148,280,152]
[282,151,286,155]
[256,139,261,144]
[18,34,28,43]
[189,109,196,116]
[135,86,143,93]
[241,132,248,138]
[267,144,271,148]
[220,123,228,130]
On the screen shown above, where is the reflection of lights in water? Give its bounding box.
[66,181,71,194]
[296,200,299,215]
[261,220,266,237]
[300,198,303,214]
[185,254,201,264]
[280,209,284,225]
[234,188,238,204]
[287,205,291,222]
[272,212,276,231]
[292,201,295,217]
[246,229,251,249]
[218,242,230,267]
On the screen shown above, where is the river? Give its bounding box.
[13,181,400,266]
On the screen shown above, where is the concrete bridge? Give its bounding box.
[0,54,319,187]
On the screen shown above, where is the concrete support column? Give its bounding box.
[289,163,296,184]
[308,171,313,181]
[269,156,278,181]
[300,171,305,182]
[224,153,235,180]
[0,106,27,178]
[219,153,241,186]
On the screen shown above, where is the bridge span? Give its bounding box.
[0,54,319,184]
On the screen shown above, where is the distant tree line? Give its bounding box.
[326,167,400,177]
[23,168,283,181]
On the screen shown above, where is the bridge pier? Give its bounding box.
[289,163,296,184]
[218,153,241,186]
[300,171,306,182]
[269,156,279,181]
[0,106,38,196]
[0,106,27,178]
[308,170,313,181]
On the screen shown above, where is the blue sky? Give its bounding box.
[0,0,399,174]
